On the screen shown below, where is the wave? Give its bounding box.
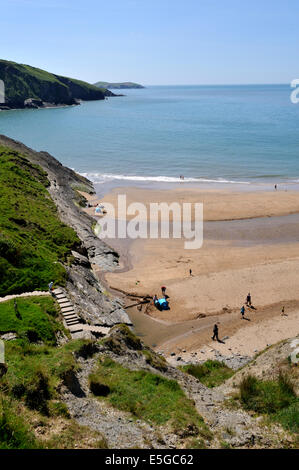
[80,172,251,185]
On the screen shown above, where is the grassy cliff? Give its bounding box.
[0,59,114,109]
[0,145,80,295]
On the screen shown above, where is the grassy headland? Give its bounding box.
[94,81,144,89]
[0,59,114,109]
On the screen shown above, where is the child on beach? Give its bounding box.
[241,305,245,319]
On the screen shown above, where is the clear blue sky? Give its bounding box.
[1,0,298,85]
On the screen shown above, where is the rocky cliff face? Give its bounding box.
[0,59,115,109]
[0,134,130,327]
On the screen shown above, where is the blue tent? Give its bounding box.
[156,298,169,310]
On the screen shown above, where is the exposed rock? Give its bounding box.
[24,98,44,108]
[1,332,17,341]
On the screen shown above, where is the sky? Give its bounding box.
[0,0,298,85]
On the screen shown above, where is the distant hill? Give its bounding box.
[94,81,144,89]
[0,59,115,109]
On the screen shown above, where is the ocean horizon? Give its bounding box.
[1,84,299,185]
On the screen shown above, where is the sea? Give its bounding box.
[1,84,299,189]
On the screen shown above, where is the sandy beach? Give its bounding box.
[80,186,299,360]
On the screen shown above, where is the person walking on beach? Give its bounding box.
[189,269,192,276]
[212,324,219,341]
[246,292,252,307]
[281,306,287,316]
[241,305,245,319]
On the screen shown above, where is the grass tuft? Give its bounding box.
[181,360,234,388]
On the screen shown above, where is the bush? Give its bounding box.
[239,373,296,415]
[11,368,50,415]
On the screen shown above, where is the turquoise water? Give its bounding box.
[0,85,299,184]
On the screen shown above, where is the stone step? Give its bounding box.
[56,298,69,304]
[58,302,73,308]
[62,312,76,318]
[66,320,80,327]
[68,325,84,333]
[53,288,63,295]
[63,314,78,321]
[61,306,75,313]
[65,318,80,324]
[55,294,66,299]
[81,325,110,335]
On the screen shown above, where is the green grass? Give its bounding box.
[0,394,41,449]
[180,360,234,388]
[0,296,64,345]
[89,356,211,438]
[0,146,80,295]
[0,339,81,414]
[239,373,298,433]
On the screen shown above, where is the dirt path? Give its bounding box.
[0,291,50,303]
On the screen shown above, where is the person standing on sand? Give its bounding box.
[246,292,252,306]
[189,269,192,276]
[241,305,245,319]
[281,306,287,316]
[161,286,166,296]
[212,324,219,341]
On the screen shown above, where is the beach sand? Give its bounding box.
[80,186,299,360]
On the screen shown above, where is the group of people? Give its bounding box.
[213,292,254,342]
[240,292,252,319]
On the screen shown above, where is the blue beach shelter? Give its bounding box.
[157,298,169,310]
